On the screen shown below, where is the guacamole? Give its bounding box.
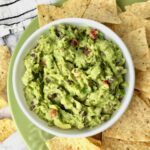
[22,25,127,129]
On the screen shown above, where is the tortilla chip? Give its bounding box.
[0,119,16,142]
[125,1,150,19]
[122,27,150,71]
[63,0,91,17]
[92,132,102,140]
[117,5,122,14]
[136,90,150,107]
[83,0,121,24]
[87,137,101,147]
[37,0,90,26]
[37,5,50,26]
[103,94,150,141]
[37,5,61,26]
[0,46,11,93]
[46,137,101,150]
[102,136,150,150]
[111,12,150,46]
[133,59,150,72]
[135,69,150,93]
[0,95,7,109]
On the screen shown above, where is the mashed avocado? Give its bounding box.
[22,25,127,129]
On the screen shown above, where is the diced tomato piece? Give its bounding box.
[90,29,98,40]
[70,39,78,46]
[103,80,109,85]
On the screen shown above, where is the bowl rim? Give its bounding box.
[12,18,135,138]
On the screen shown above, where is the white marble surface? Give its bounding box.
[0,132,27,150]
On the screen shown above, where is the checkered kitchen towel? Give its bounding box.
[0,0,58,51]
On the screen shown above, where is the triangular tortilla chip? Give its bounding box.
[46,137,101,150]
[135,69,150,93]
[83,0,121,24]
[103,94,150,141]
[0,119,16,142]
[0,46,11,93]
[122,27,150,71]
[111,12,150,46]
[37,0,90,26]
[125,1,150,19]
[102,136,150,150]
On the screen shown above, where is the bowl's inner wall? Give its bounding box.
[13,19,133,136]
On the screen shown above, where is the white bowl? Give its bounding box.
[13,18,135,138]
